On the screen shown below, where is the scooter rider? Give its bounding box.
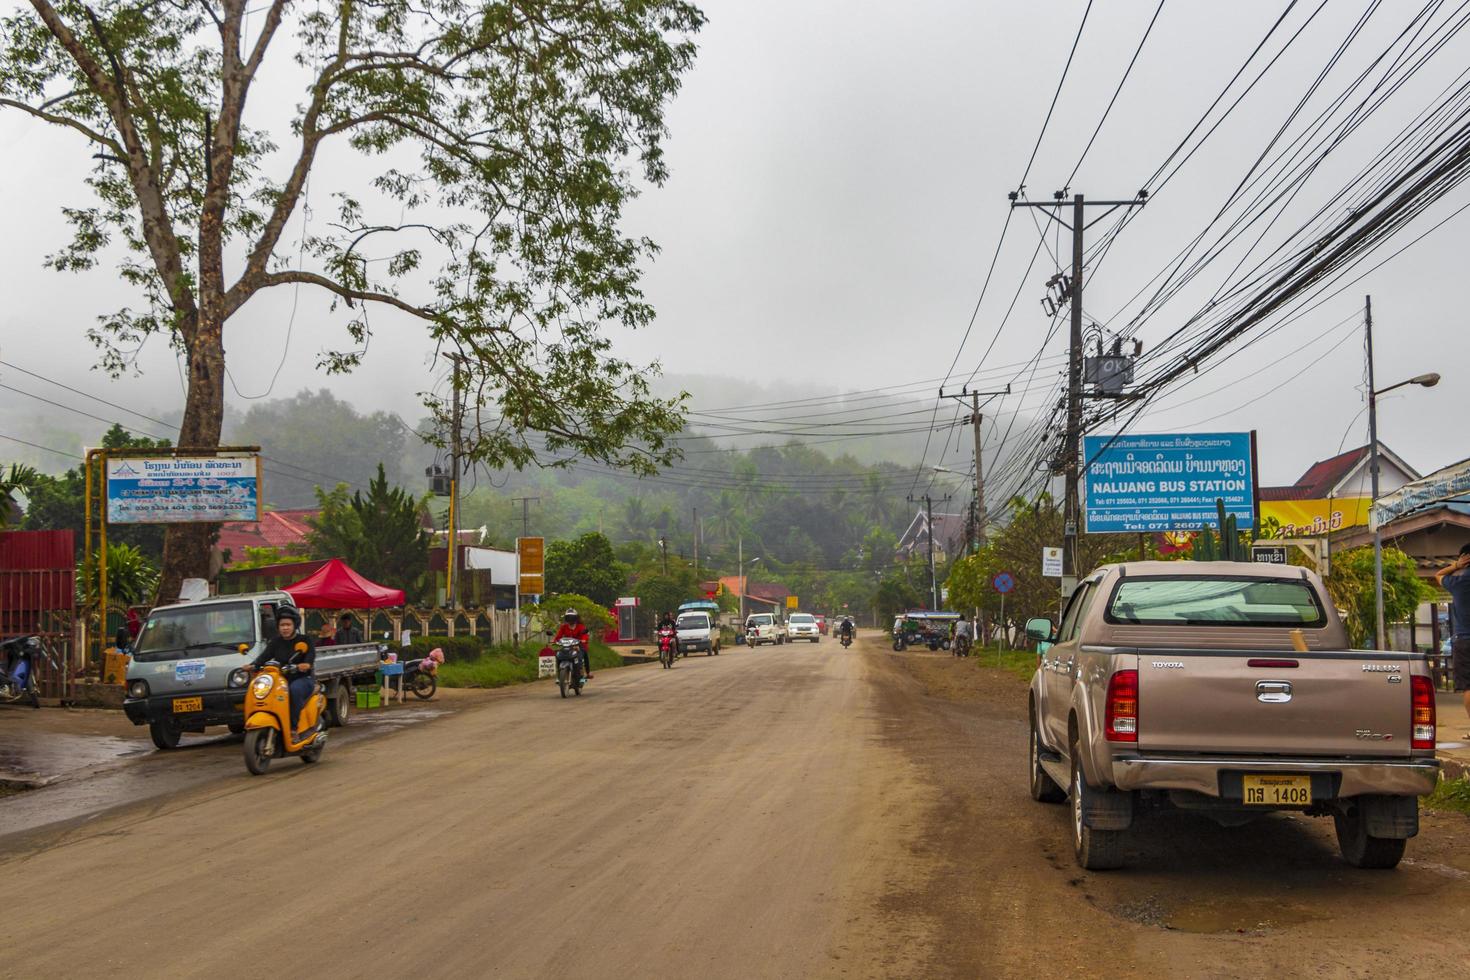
[839,616,855,641]
[252,607,315,735]
[553,608,592,680]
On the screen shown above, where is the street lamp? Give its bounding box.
[1366,296,1440,650]
[740,555,760,623]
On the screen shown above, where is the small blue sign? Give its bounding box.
[1083,432,1255,534]
[174,659,207,682]
[993,572,1016,594]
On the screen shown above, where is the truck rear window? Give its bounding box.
[1105,576,1326,628]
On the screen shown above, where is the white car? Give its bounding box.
[744,613,781,646]
[676,611,721,656]
[786,613,820,643]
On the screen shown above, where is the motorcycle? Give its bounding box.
[839,627,853,648]
[953,634,972,658]
[0,634,60,708]
[657,626,677,669]
[555,637,587,697]
[241,656,328,775]
[404,652,442,700]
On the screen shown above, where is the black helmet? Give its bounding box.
[276,606,301,627]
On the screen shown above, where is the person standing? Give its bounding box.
[336,614,362,645]
[1434,543,1470,732]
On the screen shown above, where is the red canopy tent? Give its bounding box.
[282,558,405,608]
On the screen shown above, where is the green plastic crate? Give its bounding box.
[355,688,381,709]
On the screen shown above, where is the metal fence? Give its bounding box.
[0,567,80,700]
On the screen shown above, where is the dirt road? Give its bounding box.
[2,635,1469,978]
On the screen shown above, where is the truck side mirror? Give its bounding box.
[1025,618,1054,642]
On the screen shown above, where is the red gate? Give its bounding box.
[0,530,79,700]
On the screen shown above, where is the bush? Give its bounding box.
[401,634,491,663]
[437,641,622,688]
[525,593,614,638]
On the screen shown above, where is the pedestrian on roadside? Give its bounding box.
[1433,543,1470,735]
[336,613,362,645]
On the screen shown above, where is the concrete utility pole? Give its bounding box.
[1010,190,1146,599]
[940,384,1008,551]
[511,496,539,538]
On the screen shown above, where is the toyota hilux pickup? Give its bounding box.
[1026,560,1439,871]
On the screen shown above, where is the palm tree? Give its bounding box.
[0,463,39,528]
[619,496,651,543]
[862,472,895,528]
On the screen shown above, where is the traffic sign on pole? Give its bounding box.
[993,572,1016,594]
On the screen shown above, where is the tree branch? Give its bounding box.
[242,270,442,321]
[0,97,123,151]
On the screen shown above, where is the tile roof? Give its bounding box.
[216,509,317,564]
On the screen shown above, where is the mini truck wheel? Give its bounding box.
[1334,801,1408,869]
[149,719,182,750]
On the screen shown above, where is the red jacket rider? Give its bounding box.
[553,609,592,678]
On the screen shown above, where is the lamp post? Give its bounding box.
[1365,296,1440,650]
[740,552,760,624]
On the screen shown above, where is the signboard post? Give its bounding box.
[993,572,1015,653]
[517,536,545,597]
[786,595,799,610]
[1251,545,1289,565]
[1083,432,1256,533]
[1042,547,1064,578]
[105,456,260,524]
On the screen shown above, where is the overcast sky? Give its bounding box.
[1,0,1466,489]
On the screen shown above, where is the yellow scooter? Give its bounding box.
[242,654,328,775]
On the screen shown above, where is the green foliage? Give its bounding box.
[79,542,159,606]
[632,573,702,626]
[0,0,703,480]
[0,462,39,528]
[20,424,171,560]
[306,464,431,601]
[230,546,312,570]
[543,533,628,606]
[1326,546,1432,648]
[438,641,622,688]
[401,634,490,663]
[525,593,616,639]
[1425,777,1470,815]
[1194,499,1256,562]
[229,391,411,508]
[874,575,924,620]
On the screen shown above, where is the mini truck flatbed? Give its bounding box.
[123,591,386,748]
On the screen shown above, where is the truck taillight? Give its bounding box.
[1105,669,1139,742]
[1411,675,1436,749]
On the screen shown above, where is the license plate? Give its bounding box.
[1243,774,1312,806]
[172,696,203,713]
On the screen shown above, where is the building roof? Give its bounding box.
[1259,444,1420,500]
[897,509,967,558]
[715,575,791,601]
[216,509,317,564]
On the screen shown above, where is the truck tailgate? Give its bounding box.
[1137,652,1412,758]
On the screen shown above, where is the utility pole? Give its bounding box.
[693,506,699,580]
[940,384,1009,551]
[444,353,464,609]
[511,496,540,538]
[1366,296,1384,651]
[1011,190,1146,598]
[658,535,669,576]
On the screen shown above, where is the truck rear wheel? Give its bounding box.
[149,720,182,750]
[1070,739,1125,870]
[328,685,352,727]
[1334,805,1407,869]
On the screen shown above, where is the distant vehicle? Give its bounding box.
[1028,560,1439,871]
[744,613,781,646]
[815,614,828,635]
[676,611,721,656]
[786,613,820,643]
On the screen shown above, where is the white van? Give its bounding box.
[744,612,782,646]
[676,611,721,656]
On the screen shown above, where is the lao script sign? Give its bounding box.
[1083,433,1255,534]
[106,456,261,524]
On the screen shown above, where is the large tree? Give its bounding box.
[306,463,431,600]
[544,531,626,607]
[1,0,702,598]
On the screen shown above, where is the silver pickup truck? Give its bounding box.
[1027,560,1439,871]
[123,591,384,749]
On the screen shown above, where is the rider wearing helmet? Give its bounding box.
[553,608,592,679]
[252,606,316,734]
[839,616,855,641]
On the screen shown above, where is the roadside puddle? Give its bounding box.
[1163,898,1327,934]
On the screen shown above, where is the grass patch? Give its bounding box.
[971,645,1041,683]
[437,641,624,689]
[1425,776,1470,815]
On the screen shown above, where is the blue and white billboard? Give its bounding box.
[1083,433,1255,533]
[106,456,261,524]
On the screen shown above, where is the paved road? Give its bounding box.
[4,636,1470,979]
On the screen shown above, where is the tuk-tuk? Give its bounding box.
[891,610,961,651]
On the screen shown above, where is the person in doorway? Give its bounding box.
[336,614,363,645]
[553,608,592,680]
[1434,543,1470,734]
[252,607,316,735]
